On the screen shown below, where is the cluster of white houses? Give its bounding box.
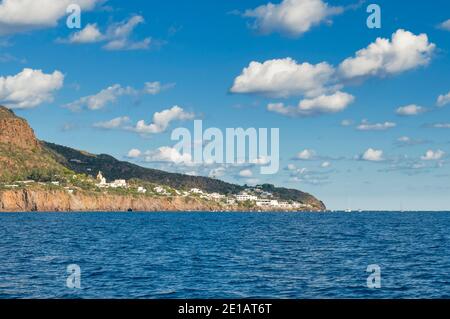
[96,172,128,189]
[186,188,311,210]
[2,171,311,210]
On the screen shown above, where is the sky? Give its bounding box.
[0,0,449,211]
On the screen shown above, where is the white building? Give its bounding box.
[154,186,165,193]
[278,202,292,209]
[207,193,226,201]
[235,193,258,202]
[110,179,127,188]
[190,188,204,194]
[96,171,107,187]
[96,171,127,188]
[256,199,279,207]
[137,186,147,194]
[154,186,171,196]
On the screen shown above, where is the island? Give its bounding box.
[0,106,326,212]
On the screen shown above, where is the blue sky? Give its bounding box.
[1,0,450,210]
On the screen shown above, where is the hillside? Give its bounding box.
[0,107,70,182]
[43,142,243,195]
[0,105,326,210]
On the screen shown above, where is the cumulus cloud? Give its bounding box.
[0,68,64,109]
[231,29,435,120]
[144,146,192,164]
[132,106,195,134]
[421,149,445,161]
[340,119,353,126]
[361,148,384,162]
[64,15,152,51]
[143,81,176,95]
[239,169,253,177]
[356,120,396,131]
[438,19,450,31]
[437,91,450,107]
[0,0,100,35]
[396,104,426,116]
[93,116,130,129]
[339,29,435,79]
[230,58,335,98]
[296,149,316,160]
[268,91,354,116]
[65,84,135,111]
[243,0,343,37]
[126,148,142,158]
[65,81,173,111]
[68,23,103,43]
[321,161,331,168]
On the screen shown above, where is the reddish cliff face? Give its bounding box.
[0,106,40,150]
[0,189,225,212]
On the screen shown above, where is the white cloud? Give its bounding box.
[296,149,316,160]
[339,29,435,79]
[65,84,135,111]
[208,167,226,178]
[267,91,354,117]
[287,164,297,171]
[127,148,141,158]
[0,0,100,35]
[361,148,384,162]
[396,104,426,116]
[437,91,450,107]
[143,81,175,95]
[0,68,64,109]
[321,161,331,168]
[239,169,253,177]
[298,91,354,114]
[243,0,343,37]
[230,57,335,98]
[397,136,411,143]
[439,19,450,31]
[68,23,103,43]
[64,15,152,51]
[65,81,172,111]
[132,106,195,134]
[421,149,445,161]
[356,120,396,131]
[431,123,450,129]
[93,116,130,129]
[144,146,192,164]
[396,136,426,146]
[250,156,270,165]
[341,119,353,126]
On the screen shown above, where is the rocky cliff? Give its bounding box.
[0,189,249,212]
[0,107,40,150]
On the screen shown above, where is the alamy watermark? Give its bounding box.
[367,4,381,29]
[366,264,381,289]
[66,4,82,29]
[66,264,81,289]
[171,120,280,174]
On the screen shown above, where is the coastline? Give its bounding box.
[0,189,325,213]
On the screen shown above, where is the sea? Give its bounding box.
[0,212,449,299]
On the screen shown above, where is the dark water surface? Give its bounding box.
[0,212,449,299]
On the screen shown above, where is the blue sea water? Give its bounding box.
[0,212,449,299]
